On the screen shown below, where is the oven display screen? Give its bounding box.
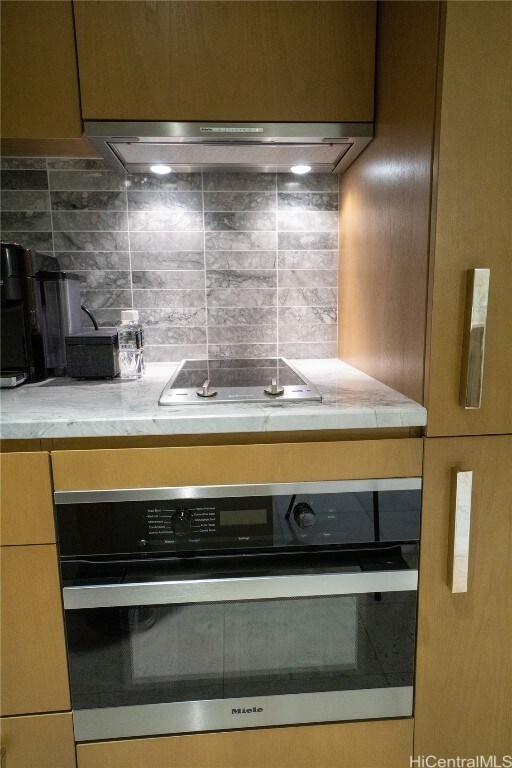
[219,509,267,526]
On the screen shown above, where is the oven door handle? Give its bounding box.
[63,569,418,610]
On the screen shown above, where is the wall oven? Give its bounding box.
[55,478,421,742]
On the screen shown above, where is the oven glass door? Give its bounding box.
[65,553,418,741]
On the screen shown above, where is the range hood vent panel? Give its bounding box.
[85,122,373,174]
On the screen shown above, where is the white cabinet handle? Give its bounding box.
[449,470,473,593]
[460,268,490,409]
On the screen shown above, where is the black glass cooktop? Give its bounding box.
[159,358,322,405]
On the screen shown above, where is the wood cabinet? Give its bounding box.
[0,452,55,546]
[0,713,76,768]
[0,0,97,157]
[414,435,512,756]
[339,1,512,436]
[73,0,376,122]
[0,545,70,716]
[51,437,422,491]
[76,719,413,768]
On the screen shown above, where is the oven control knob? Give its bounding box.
[293,502,316,529]
[172,509,193,537]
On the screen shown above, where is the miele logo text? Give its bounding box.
[231,707,263,714]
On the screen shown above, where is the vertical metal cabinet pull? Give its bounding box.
[459,268,490,409]
[449,470,473,593]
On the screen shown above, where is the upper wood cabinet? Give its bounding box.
[73,1,376,122]
[414,435,512,756]
[0,452,56,546]
[423,1,512,436]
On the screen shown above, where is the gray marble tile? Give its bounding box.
[202,173,276,191]
[128,211,203,231]
[277,192,338,211]
[50,191,127,211]
[46,159,108,170]
[278,250,338,269]
[206,269,276,289]
[1,211,52,231]
[204,212,275,232]
[205,231,276,251]
[278,341,338,358]
[52,211,128,232]
[129,231,203,252]
[205,250,276,270]
[207,308,277,326]
[53,231,129,252]
[144,344,207,362]
[80,308,123,328]
[1,191,49,211]
[48,170,127,191]
[203,191,275,211]
[78,271,131,290]
[278,287,337,306]
[277,173,338,192]
[144,325,207,345]
[55,251,130,271]
[127,190,203,211]
[278,211,338,232]
[278,231,338,250]
[279,305,337,324]
[208,325,277,344]
[132,289,205,308]
[279,324,337,343]
[1,157,47,170]
[80,289,132,309]
[138,308,206,327]
[128,173,201,191]
[1,170,48,190]
[208,343,278,359]
[279,269,337,288]
[0,232,53,252]
[130,251,204,270]
[132,270,204,289]
[207,288,277,308]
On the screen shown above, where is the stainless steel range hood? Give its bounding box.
[84,121,373,174]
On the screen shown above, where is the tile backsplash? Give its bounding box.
[1,158,339,361]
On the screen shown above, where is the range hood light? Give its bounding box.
[150,164,172,175]
[291,165,312,175]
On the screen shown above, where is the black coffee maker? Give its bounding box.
[1,242,83,386]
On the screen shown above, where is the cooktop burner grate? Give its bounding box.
[159,358,322,405]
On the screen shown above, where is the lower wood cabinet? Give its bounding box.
[414,435,512,756]
[0,712,76,768]
[76,719,413,768]
[0,545,70,716]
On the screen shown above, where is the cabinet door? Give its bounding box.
[73,1,376,122]
[77,719,413,768]
[0,713,76,768]
[1,2,82,140]
[425,2,512,435]
[0,545,71,715]
[414,436,512,756]
[0,452,55,546]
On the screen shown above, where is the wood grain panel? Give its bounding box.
[51,438,423,491]
[414,435,512,755]
[338,2,440,404]
[77,718,413,768]
[0,138,100,159]
[0,452,55,546]
[0,1,83,139]
[0,713,76,768]
[0,545,71,715]
[424,1,512,435]
[74,1,376,121]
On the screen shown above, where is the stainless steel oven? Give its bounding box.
[55,478,421,742]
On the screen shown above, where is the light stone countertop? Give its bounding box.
[0,359,427,440]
